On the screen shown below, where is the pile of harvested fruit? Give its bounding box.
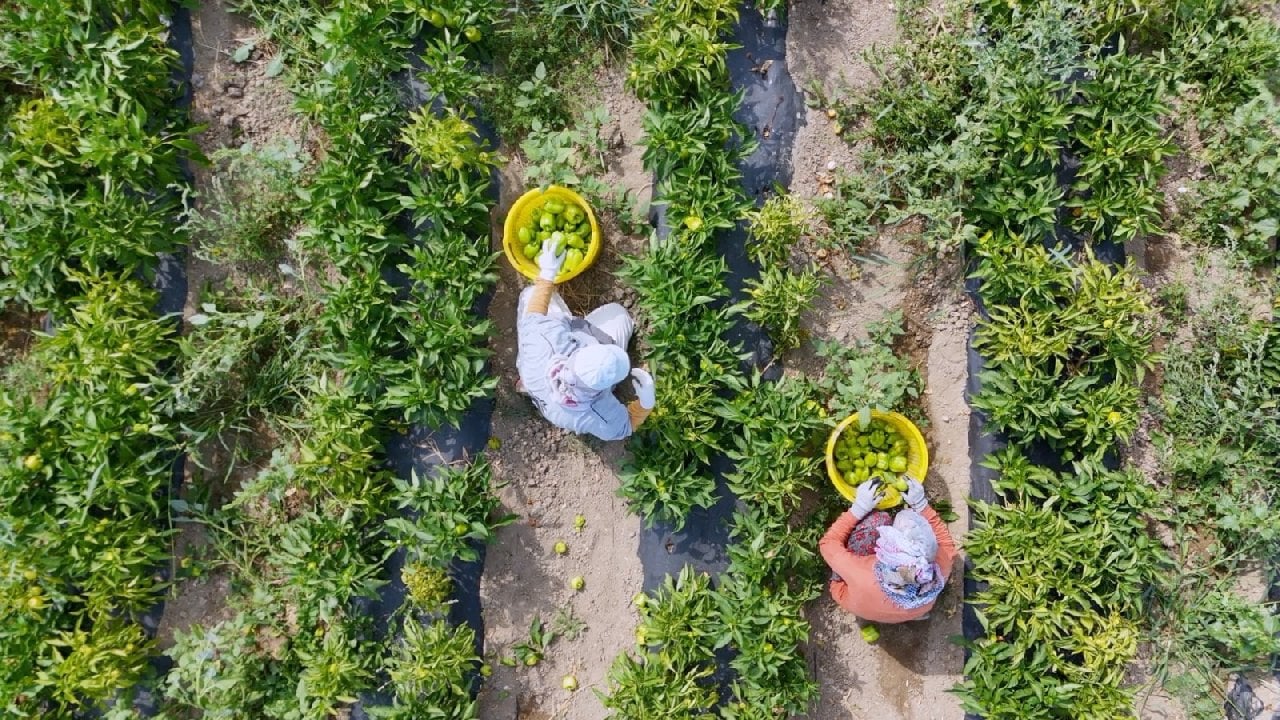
[515,196,594,278]
[832,417,913,508]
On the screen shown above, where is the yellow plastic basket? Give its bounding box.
[502,186,602,283]
[825,410,929,506]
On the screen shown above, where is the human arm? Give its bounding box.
[525,238,566,316]
[819,511,876,606]
[922,505,958,574]
[627,368,655,430]
[525,280,557,316]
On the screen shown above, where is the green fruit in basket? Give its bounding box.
[891,475,909,492]
[544,199,565,214]
[565,248,585,272]
[889,455,908,474]
[564,206,583,224]
[862,452,877,468]
[523,242,538,260]
[876,453,888,471]
[566,233,584,249]
[517,226,533,244]
[539,214,556,231]
[537,230,551,242]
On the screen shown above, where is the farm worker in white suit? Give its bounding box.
[516,237,656,441]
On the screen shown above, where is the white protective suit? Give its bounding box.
[515,287,639,441]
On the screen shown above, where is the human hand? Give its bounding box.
[630,368,656,409]
[904,476,927,512]
[850,478,884,520]
[537,237,566,282]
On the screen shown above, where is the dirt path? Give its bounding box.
[155,0,314,650]
[476,63,651,720]
[786,0,970,717]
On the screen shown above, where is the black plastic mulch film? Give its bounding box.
[633,0,803,703]
[349,40,504,719]
[115,6,197,717]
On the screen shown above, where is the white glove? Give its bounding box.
[630,368,655,409]
[537,237,566,282]
[850,478,883,521]
[904,476,928,512]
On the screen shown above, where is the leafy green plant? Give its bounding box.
[745,195,812,266]
[170,289,321,442]
[384,459,516,567]
[813,310,920,419]
[542,0,647,49]
[520,108,611,189]
[483,11,603,141]
[370,619,479,720]
[1178,90,1280,266]
[186,141,308,265]
[0,275,176,714]
[0,2,197,310]
[741,266,824,355]
[401,108,497,178]
[972,252,1154,460]
[402,562,453,614]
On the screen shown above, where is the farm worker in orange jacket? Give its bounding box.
[516,237,656,441]
[820,477,957,623]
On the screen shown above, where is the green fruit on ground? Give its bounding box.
[525,655,540,666]
[554,541,568,555]
[570,576,585,591]
[563,674,579,691]
[861,624,880,643]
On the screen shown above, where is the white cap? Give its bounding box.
[570,345,630,391]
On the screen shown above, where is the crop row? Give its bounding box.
[599,0,942,712]
[1,0,512,715]
[0,2,192,714]
[613,0,756,527]
[834,0,1280,715]
[157,1,511,718]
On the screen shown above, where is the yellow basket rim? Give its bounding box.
[502,185,602,283]
[825,410,930,503]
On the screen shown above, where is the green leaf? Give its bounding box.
[231,43,254,63]
[265,54,285,77]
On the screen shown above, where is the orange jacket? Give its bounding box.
[819,506,957,623]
